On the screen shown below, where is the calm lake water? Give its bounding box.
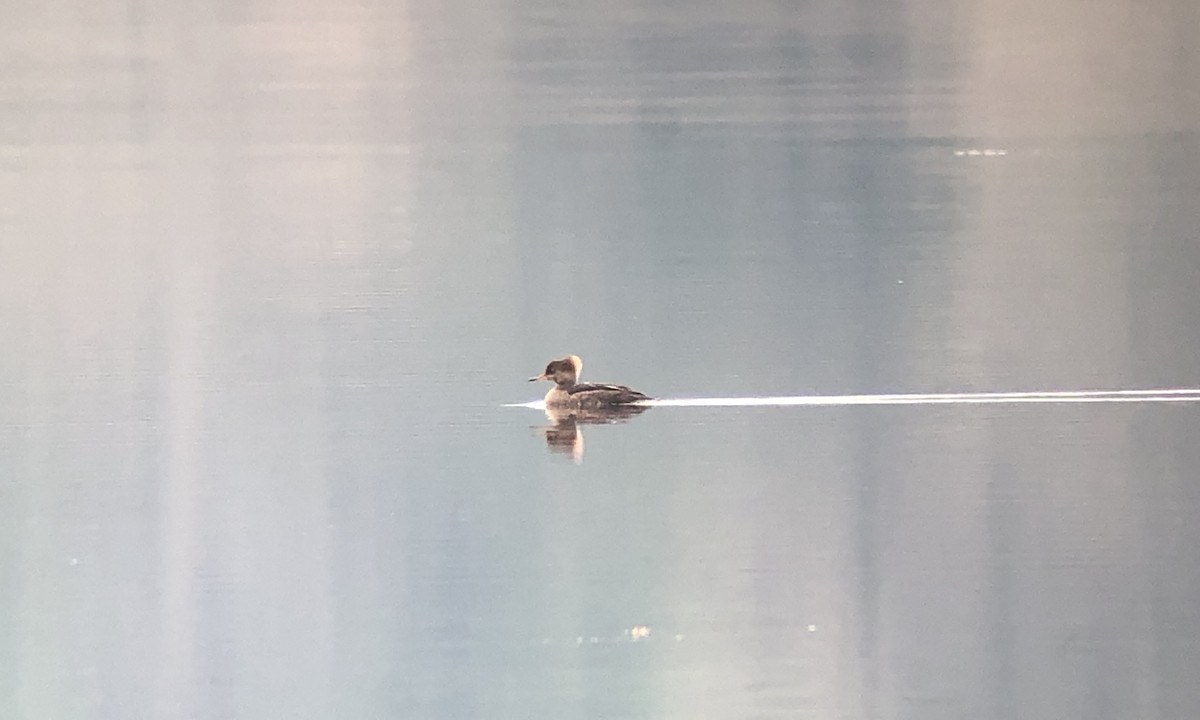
[3,1,1200,718]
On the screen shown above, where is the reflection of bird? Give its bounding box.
[538,404,651,463]
[544,403,651,424]
[541,416,585,462]
[528,355,651,410]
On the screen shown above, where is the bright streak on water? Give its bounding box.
[506,388,1200,410]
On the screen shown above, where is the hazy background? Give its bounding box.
[2,0,1199,718]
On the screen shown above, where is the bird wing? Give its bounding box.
[567,383,651,403]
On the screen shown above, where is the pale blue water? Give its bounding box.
[3,1,1200,718]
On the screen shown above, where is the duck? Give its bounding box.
[528,355,651,410]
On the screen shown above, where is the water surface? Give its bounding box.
[3,1,1199,718]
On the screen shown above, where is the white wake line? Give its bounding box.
[649,392,1200,407]
[507,388,1200,409]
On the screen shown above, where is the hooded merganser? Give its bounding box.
[528,355,651,410]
